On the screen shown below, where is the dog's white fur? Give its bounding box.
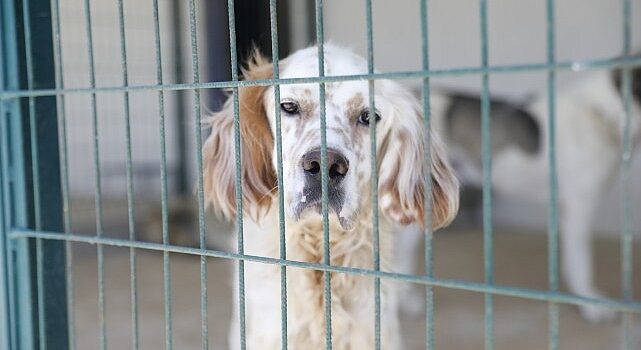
[398,69,640,323]
[203,45,459,349]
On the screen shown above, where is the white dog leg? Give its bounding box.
[396,224,426,317]
[228,311,240,350]
[561,207,617,323]
[228,290,241,350]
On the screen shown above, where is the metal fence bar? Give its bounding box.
[1,87,34,350]
[169,0,189,197]
[10,228,641,314]
[267,1,289,349]
[49,0,75,347]
[419,0,435,348]
[80,0,107,347]
[364,1,381,349]
[1,72,15,350]
[314,1,333,349]
[20,0,47,347]
[3,56,641,100]
[116,0,139,348]
[478,0,494,349]
[545,0,560,349]
[21,0,69,346]
[0,101,8,349]
[185,0,209,348]
[619,0,633,349]
[0,1,35,346]
[0,99,11,350]
[226,1,247,348]
[153,0,173,348]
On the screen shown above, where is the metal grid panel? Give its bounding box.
[0,0,640,350]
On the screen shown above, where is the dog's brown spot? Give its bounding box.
[203,48,278,220]
[292,97,319,138]
[346,93,364,119]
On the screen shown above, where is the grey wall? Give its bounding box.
[59,0,207,200]
[323,0,641,97]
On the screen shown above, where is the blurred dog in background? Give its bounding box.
[399,63,641,323]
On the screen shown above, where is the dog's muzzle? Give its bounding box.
[294,147,349,219]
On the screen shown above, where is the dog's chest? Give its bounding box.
[243,216,394,349]
[285,217,376,298]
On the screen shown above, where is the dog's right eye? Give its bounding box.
[280,101,300,114]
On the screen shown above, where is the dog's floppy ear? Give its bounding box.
[203,50,276,220]
[429,135,460,229]
[378,88,459,230]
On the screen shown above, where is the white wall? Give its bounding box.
[59,0,205,199]
[323,0,641,97]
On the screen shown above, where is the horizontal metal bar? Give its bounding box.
[1,56,640,100]
[8,228,641,314]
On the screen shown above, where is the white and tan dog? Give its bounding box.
[398,64,640,323]
[203,45,459,349]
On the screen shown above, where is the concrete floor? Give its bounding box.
[67,204,641,349]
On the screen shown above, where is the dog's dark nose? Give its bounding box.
[301,148,349,182]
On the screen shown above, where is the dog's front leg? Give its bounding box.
[561,203,617,323]
[396,224,426,317]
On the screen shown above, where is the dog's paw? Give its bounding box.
[579,304,618,323]
[399,287,425,319]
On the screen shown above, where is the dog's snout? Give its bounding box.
[301,148,349,182]
[296,147,349,219]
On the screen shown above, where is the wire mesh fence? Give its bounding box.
[1,0,640,349]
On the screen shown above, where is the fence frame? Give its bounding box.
[1,0,68,348]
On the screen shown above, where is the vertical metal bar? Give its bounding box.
[169,0,189,196]
[0,23,10,346]
[419,0,435,349]
[619,0,633,349]
[187,0,209,348]
[226,1,247,348]
[0,100,11,350]
[0,2,34,347]
[116,0,139,348]
[49,0,75,346]
[314,1,332,348]
[0,95,25,350]
[268,1,288,349]
[364,1,381,349]
[151,0,173,348]
[479,0,494,349]
[20,0,46,347]
[0,102,20,350]
[81,0,107,347]
[0,93,30,350]
[15,0,68,347]
[545,0,560,349]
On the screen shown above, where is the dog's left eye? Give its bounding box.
[280,101,300,114]
[358,109,381,126]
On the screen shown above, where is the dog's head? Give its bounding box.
[204,45,459,230]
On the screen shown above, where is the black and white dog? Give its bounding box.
[398,64,640,323]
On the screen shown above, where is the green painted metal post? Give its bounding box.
[1,1,12,344]
[1,0,34,348]
[1,0,68,348]
[22,0,69,345]
[0,104,11,350]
